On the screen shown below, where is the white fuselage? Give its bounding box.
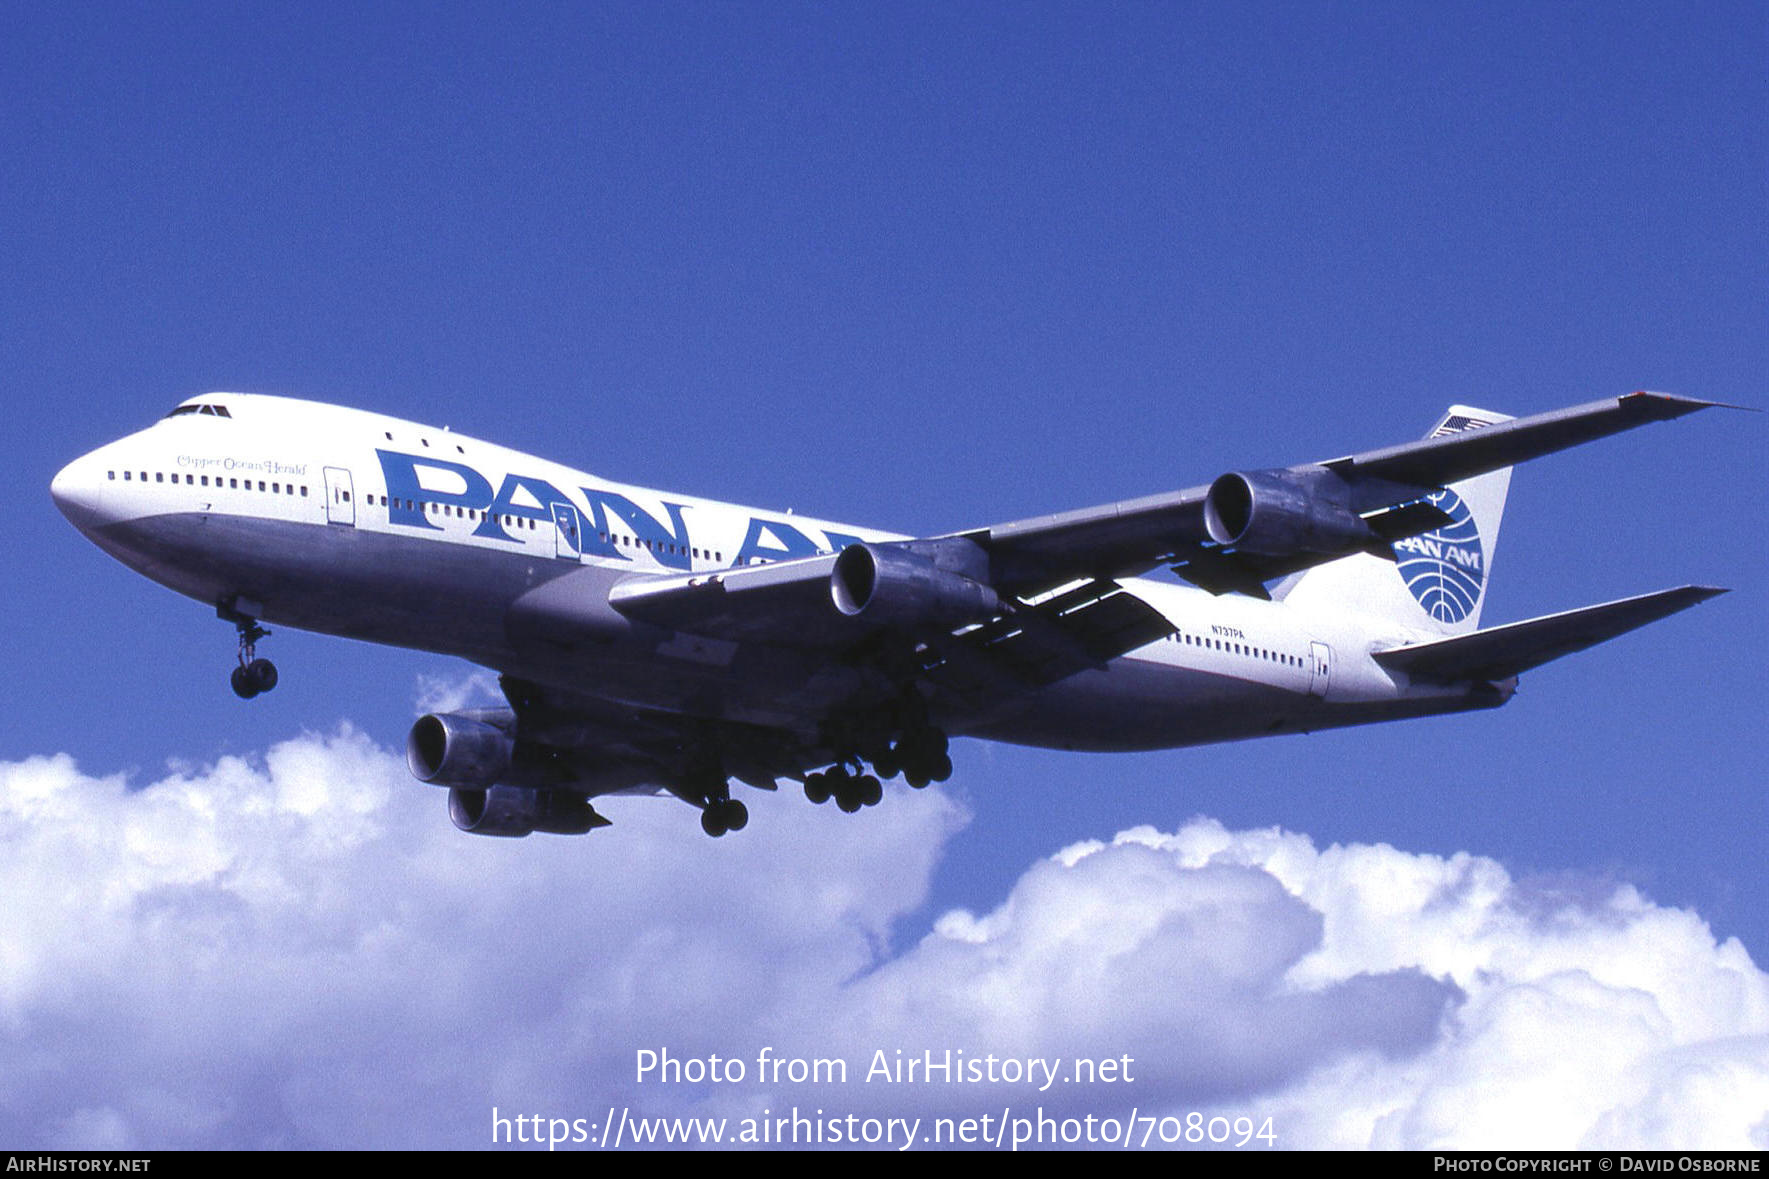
[52,394,1499,763]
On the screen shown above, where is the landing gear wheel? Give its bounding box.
[894,728,950,787]
[831,765,874,813]
[804,772,832,805]
[700,797,748,837]
[224,607,276,700]
[246,658,278,694]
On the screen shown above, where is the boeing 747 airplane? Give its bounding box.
[51,391,1726,838]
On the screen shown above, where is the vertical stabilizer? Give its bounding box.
[1280,406,1513,636]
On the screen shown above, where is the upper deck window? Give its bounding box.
[166,403,233,419]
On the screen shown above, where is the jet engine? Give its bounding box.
[406,709,515,788]
[830,543,1000,628]
[1204,469,1379,557]
[447,785,603,837]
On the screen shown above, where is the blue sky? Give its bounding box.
[3,2,1764,1150]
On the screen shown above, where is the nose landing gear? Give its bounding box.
[221,604,278,700]
[231,655,278,699]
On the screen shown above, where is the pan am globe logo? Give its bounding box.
[1393,489,1485,624]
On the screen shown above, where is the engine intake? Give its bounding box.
[1204,469,1379,557]
[830,543,1000,629]
[406,710,515,788]
[448,786,603,837]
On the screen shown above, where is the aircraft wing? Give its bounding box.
[601,392,1720,706]
[495,675,822,795]
[955,392,1724,596]
[608,557,1175,686]
[607,553,848,645]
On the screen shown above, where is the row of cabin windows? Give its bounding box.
[353,488,751,566]
[598,532,724,563]
[113,469,746,565]
[361,492,539,530]
[1164,630,1305,668]
[362,498,736,563]
[153,415,748,561]
[111,470,305,496]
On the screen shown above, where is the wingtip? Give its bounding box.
[1662,584,1731,610]
[1623,391,1758,415]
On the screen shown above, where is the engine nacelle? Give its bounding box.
[830,543,1000,629]
[1203,468,1378,557]
[406,710,515,788]
[448,785,602,837]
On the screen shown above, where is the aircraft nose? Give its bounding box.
[51,452,108,534]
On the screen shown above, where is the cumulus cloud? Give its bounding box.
[413,669,505,715]
[0,729,1762,1149]
[1031,826,1769,1150]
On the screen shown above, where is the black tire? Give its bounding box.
[804,772,832,805]
[722,799,748,832]
[247,658,278,693]
[858,774,882,807]
[231,665,258,699]
[701,807,727,837]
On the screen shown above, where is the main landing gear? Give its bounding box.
[803,763,884,813]
[682,758,749,838]
[700,795,749,838]
[803,726,953,813]
[223,608,278,700]
[869,727,952,790]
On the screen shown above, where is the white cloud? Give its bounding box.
[413,669,505,715]
[0,731,1762,1149]
[0,728,966,1148]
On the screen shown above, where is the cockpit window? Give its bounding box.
[166,403,233,419]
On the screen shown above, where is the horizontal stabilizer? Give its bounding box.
[1372,585,1727,684]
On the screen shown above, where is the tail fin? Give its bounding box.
[1278,406,1513,636]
